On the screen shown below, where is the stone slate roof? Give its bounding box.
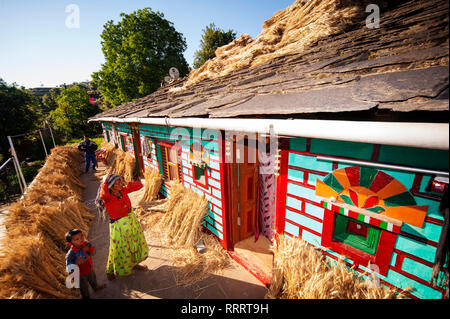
[91,0,449,122]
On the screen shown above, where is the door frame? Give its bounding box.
[225,134,259,249]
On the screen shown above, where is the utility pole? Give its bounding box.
[7,136,27,193]
[45,120,56,148]
[38,130,48,157]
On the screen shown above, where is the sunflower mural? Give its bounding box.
[316,166,428,228]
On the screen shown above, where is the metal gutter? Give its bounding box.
[89,117,449,151]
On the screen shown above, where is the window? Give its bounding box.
[333,214,381,256]
[142,136,152,159]
[158,142,182,182]
[193,165,208,187]
[321,202,398,276]
[120,134,127,151]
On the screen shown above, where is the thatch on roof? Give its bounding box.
[91,0,448,121]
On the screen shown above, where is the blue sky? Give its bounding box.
[0,0,293,88]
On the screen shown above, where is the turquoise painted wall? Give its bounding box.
[285,137,448,299]
[138,124,224,241]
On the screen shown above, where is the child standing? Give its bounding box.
[65,229,106,299]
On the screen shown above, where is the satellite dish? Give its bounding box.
[164,76,173,85]
[169,67,180,81]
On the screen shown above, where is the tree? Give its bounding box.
[92,8,190,107]
[41,88,60,113]
[0,78,42,159]
[193,23,236,69]
[50,85,101,139]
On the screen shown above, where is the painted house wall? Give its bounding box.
[102,122,226,246]
[283,137,448,299]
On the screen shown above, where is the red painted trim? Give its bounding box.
[398,231,439,248]
[389,264,445,294]
[394,249,435,268]
[371,144,381,162]
[321,208,397,276]
[285,219,322,238]
[219,131,231,251]
[287,165,329,177]
[425,216,444,226]
[287,193,323,209]
[228,251,272,287]
[192,165,209,188]
[286,205,323,223]
[287,179,316,190]
[275,138,290,235]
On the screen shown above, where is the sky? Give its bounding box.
[0,0,294,89]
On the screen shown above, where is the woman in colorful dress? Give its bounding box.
[100,174,149,280]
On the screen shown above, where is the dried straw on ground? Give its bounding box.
[172,0,384,91]
[266,235,406,299]
[0,146,93,299]
[136,181,231,286]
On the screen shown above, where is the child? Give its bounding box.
[65,229,106,299]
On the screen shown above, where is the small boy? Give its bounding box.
[65,229,106,299]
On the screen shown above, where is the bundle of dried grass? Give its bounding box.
[170,233,231,286]
[104,146,136,182]
[101,141,117,163]
[139,167,163,204]
[160,183,208,247]
[0,234,77,299]
[135,182,231,286]
[266,235,406,299]
[0,145,93,299]
[172,0,381,90]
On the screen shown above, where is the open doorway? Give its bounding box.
[228,134,273,285]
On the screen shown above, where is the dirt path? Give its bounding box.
[81,163,267,299]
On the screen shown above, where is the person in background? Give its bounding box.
[65,229,106,299]
[78,135,98,173]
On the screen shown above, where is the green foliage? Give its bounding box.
[92,8,190,107]
[41,88,60,113]
[50,85,101,139]
[0,78,42,159]
[193,23,236,69]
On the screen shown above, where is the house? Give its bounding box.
[89,0,449,299]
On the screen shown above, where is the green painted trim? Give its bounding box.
[156,144,164,175]
[334,214,381,255]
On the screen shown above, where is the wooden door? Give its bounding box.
[231,136,259,244]
[131,126,144,176]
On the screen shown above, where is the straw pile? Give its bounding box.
[0,146,94,299]
[101,142,135,182]
[173,0,384,90]
[139,166,163,204]
[136,181,231,286]
[266,235,406,299]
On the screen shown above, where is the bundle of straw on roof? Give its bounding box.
[174,0,387,90]
[266,235,406,299]
[0,145,93,299]
[139,166,163,204]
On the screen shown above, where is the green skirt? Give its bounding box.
[106,210,149,276]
